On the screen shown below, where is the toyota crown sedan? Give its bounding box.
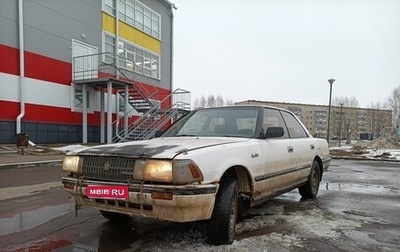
[61,105,330,245]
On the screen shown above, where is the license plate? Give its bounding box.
[86,185,129,200]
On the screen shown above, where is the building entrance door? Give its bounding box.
[72,40,98,80]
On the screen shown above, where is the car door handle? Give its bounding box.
[310,144,315,150]
[287,146,294,153]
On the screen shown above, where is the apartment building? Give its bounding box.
[237,100,393,141]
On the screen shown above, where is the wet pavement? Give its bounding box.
[0,145,64,169]
[1,201,73,236]
[0,142,399,251]
[0,159,399,251]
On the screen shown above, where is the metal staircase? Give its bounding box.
[72,52,191,143]
[110,60,190,142]
[113,87,190,142]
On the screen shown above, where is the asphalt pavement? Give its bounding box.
[0,145,65,169]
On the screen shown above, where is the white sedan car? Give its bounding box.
[62,105,330,245]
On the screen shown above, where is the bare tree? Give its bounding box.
[333,96,358,143]
[193,95,207,109]
[215,95,224,107]
[345,117,352,144]
[226,99,235,106]
[387,85,400,141]
[368,101,390,139]
[193,95,234,109]
[333,96,359,107]
[207,95,216,108]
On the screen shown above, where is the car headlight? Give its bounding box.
[133,159,203,184]
[144,160,173,182]
[62,156,82,173]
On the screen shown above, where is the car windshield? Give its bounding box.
[162,107,259,138]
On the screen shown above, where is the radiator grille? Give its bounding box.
[82,156,135,181]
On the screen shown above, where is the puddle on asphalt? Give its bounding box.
[0,201,74,236]
[4,237,73,252]
[323,183,395,195]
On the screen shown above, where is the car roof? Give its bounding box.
[197,104,292,114]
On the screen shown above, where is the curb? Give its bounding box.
[0,160,63,170]
[331,156,400,162]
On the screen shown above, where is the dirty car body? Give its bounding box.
[61,105,330,245]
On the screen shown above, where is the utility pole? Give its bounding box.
[339,103,343,147]
[326,78,335,143]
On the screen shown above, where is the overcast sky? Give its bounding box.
[171,0,400,108]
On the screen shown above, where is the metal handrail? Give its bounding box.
[113,88,191,142]
[72,52,191,142]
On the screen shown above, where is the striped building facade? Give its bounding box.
[0,0,176,144]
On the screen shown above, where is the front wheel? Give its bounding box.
[207,177,239,245]
[298,160,321,199]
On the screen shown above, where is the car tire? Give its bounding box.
[207,177,239,245]
[298,160,321,199]
[99,210,129,221]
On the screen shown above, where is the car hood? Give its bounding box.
[68,137,249,159]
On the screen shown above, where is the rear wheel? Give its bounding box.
[99,210,130,221]
[207,177,239,245]
[298,160,321,199]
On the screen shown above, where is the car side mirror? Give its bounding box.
[265,127,284,139]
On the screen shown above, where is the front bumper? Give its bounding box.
[62,176,218,222]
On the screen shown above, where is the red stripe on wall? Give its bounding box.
[0,44,19,75]
[25,51,72,85]
[0,44,71,85]
[0,100,20,120]
[27,103,102,125]
[0,100,106,125]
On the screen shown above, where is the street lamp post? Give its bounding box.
[339,103,344,147]
[327,78,335,143]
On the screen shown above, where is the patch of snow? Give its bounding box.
[364,148,400,160]
[330,138,400,160]
[330,145,353,151]
[138,196,364,251]
[286,208,361,239]
[228,233,304,251]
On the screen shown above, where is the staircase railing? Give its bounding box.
[113,88,191,142]
[108,58,191,142]
[73,52,160,104]
[122,108,180,141]
[72,52,191,142]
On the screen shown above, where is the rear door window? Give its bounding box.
[280,111,308,138]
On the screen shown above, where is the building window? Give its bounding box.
[72,84,92,112]
[104,0,116,15]
[104,34,160,79]
[104,35,116,63]
[118,95,125,113]
[103,0,161,40]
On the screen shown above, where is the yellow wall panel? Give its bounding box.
[102,12,160,54]
[119,23,160,54]
[103,13,116,34]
